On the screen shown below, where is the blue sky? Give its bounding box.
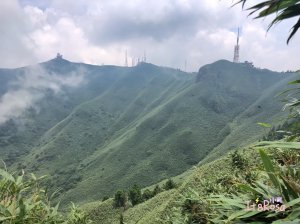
[1,0,299,71]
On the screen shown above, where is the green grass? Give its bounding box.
[81,138,299,223]
[0,59,298,207]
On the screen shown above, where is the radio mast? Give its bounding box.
[125,50,128,67]
[233,28,240,63]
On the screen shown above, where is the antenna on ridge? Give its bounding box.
[233,27,240,63]
[143,50,147,62]
[125,50,128,67]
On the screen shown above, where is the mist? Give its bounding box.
[0,65,85,125]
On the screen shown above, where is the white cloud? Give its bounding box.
[0,65,85,124]
[0,0,299,72]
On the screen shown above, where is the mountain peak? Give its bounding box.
[48,53,70,63]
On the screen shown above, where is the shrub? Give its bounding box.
[102,196,109,202]
[142,189,153,201]
[0,169,92,223]
[119,213,124,224]
[230,150,248,171]
[209,146,300,223]
[128,184,142,206]
[182,199,209,224]
[164,179,176,190]
[67,202,93,224]
[114,190,127,208]
[152,185,162,196]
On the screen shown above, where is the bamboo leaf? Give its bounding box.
[257,122,272,128]
[288,79,300,84]
[0,169,15,183]
[259,149,280,189]
[254,141,300,149]
[285,197,300,208]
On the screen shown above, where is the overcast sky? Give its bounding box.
[1,0,299,72]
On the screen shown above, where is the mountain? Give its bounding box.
[82,140,300,224]
[0,58,298,206]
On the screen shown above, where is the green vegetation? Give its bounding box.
[207,145,300,223]
[0,58,299,223]
[0,168,91,223]
[182,198,209,224]
[230,149,248,171]
[141,189,153,201]
[114,190,127,209]
[80,140,299,223]
[112,180,177,211]
[0,59,298,206]
[152,185,162,196]
[128,184,142,206]
[263,117,300,141]
[163,179,176,190]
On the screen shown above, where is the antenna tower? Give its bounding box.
[233,28,240,63]
[125,50,128,67]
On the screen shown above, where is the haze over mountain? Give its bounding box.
[0,57,298,205]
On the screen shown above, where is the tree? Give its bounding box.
[102,196,109,201]
[119,213,124,224]
[128,184,142,206]
[152,185,162,196]
[164,179,176,190]
[234,0,300,43]
[142,189,153,201]
[114,190,127,208]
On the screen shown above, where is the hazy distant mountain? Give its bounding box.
[0,58,297,205]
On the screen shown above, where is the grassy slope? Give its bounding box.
[43,61,291,205]
[0,59,127,165]
[83,140,300,223]
[203,71,300,164]
[0,59,297,206]
[81,141,258,223]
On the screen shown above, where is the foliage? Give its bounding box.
[119,213,124,224]
[142,189,153,201]
[66,202,93,224]
[114,190,127,209]
[230,149,248,171]
[182,190,210,224]
[80,140,299,223]
[0,168,92,223]
[164,179,176,190]
[152,185,162,196]
[234,0,300,43]
[208,146,300,223]
[128,184,142,206]
[102,196,109,202]
[282,80,300,117]
[1,59,289,205]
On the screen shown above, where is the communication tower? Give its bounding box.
[125,50,128,67]
[233,28,240,63]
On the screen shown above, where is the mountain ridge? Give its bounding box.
[0,58,298,206]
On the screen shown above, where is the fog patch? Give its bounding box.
[0,65,85,125]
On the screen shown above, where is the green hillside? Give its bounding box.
[81,140,300,223]
[0,58,298,207]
